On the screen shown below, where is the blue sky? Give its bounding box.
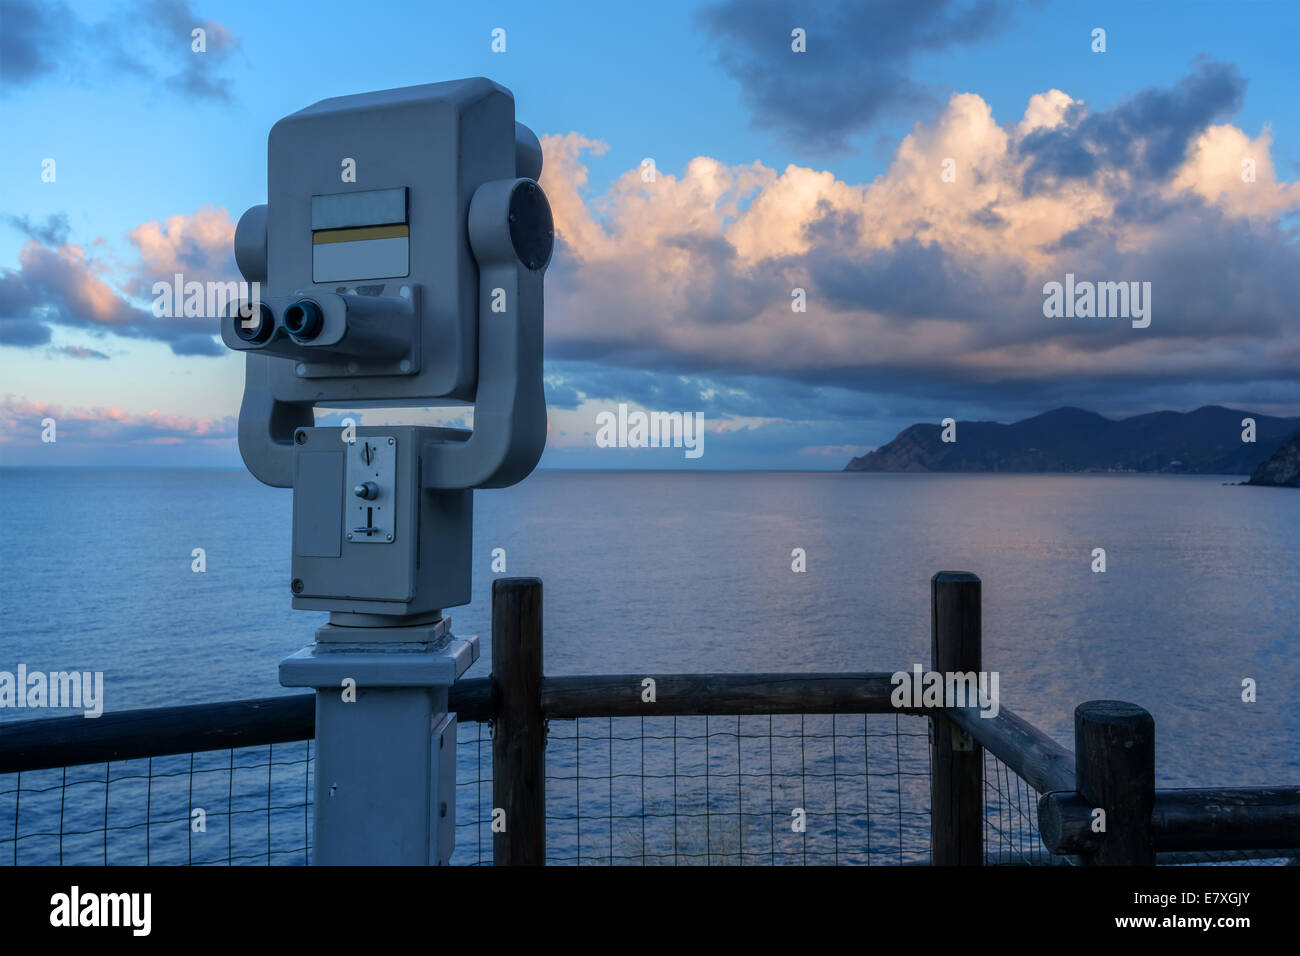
[2,0,1298,468]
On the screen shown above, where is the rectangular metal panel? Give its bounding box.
[293,450,343,558]
[312,690,435,864]
[344,436,396,544]
[311,187,408,230]
[313,236,410,282]
[433,712,456,865]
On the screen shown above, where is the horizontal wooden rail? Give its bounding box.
[1039,787,1300,854]
[0,695,314,774]
[949,702,1297,859]
[0,671,911,775]
[0,679,495,775]
[450,677,494,722]
[539,673,913,718]
[946,705,1076,795]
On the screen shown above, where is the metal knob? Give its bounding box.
[354,481,378,500]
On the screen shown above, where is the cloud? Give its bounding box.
[48,345,110,360]
[1170,123,1300,218]
[699,0,1010,153]
[135,0,242,101]
[0,205,237,357]
[5,212,71,246]
[1019,60,1246,191]
[798,444,873,457]
[0,0,240,101]
[124,205,238,293]
[537,62,1300,417]
[0,395,235,445]
[544,375,586,410]
[0,0,69,87]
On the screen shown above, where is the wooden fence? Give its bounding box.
[486,574,1299,865]
[2,573,1296,865]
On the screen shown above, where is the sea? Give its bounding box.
[1,469,1297,864]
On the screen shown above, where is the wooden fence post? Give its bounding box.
[930,571,983,865]
[492,577,545,865]
[1074,700,1155,865]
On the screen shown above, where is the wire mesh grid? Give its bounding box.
[0,717,1065,867]
[0,741,313,866]
[1158,847,1299,865]
[455,713,934,865]
[0,724,513,867]
[9,716,1285,867]
[980,749,1064,866]
[452,717,493,865]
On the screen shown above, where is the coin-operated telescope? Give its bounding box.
[224,78,551,864]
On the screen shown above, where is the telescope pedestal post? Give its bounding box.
[279,619,477,865]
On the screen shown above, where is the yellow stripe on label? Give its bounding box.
[312,224,410,244]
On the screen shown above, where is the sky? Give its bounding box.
[1,0,1298,469]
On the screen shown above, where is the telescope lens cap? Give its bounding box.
[509,181,554,271]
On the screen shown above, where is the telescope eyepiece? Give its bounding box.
[235,303,276,344]
[284,300,324,341]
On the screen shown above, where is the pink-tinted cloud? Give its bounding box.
[48,345,110,360]
[125,205,237,293]
[0,395,236,445]
[0,206,238,356]
[799,444,874,458]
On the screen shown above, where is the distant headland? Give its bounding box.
[844,406,1300,479]
[1247,432,1300,487]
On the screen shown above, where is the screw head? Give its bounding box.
[387,438,394,445]
[386,533,393,541]
[291,578,304,594]
[346,532,353,540]
[295,431,308,445]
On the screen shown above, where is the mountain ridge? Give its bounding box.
[844,406,1300,475]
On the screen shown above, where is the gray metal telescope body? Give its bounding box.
[230,76,547,490]
[226,77,551,618]
[224,78,550,864]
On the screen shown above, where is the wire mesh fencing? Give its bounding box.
[0,714,1081,867]
[452,718,492,865]
[12,710,1284,867]
[0,727,501,867]
[454,713,935,865]
[0,741,313,866]
[981,749,1063,866]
